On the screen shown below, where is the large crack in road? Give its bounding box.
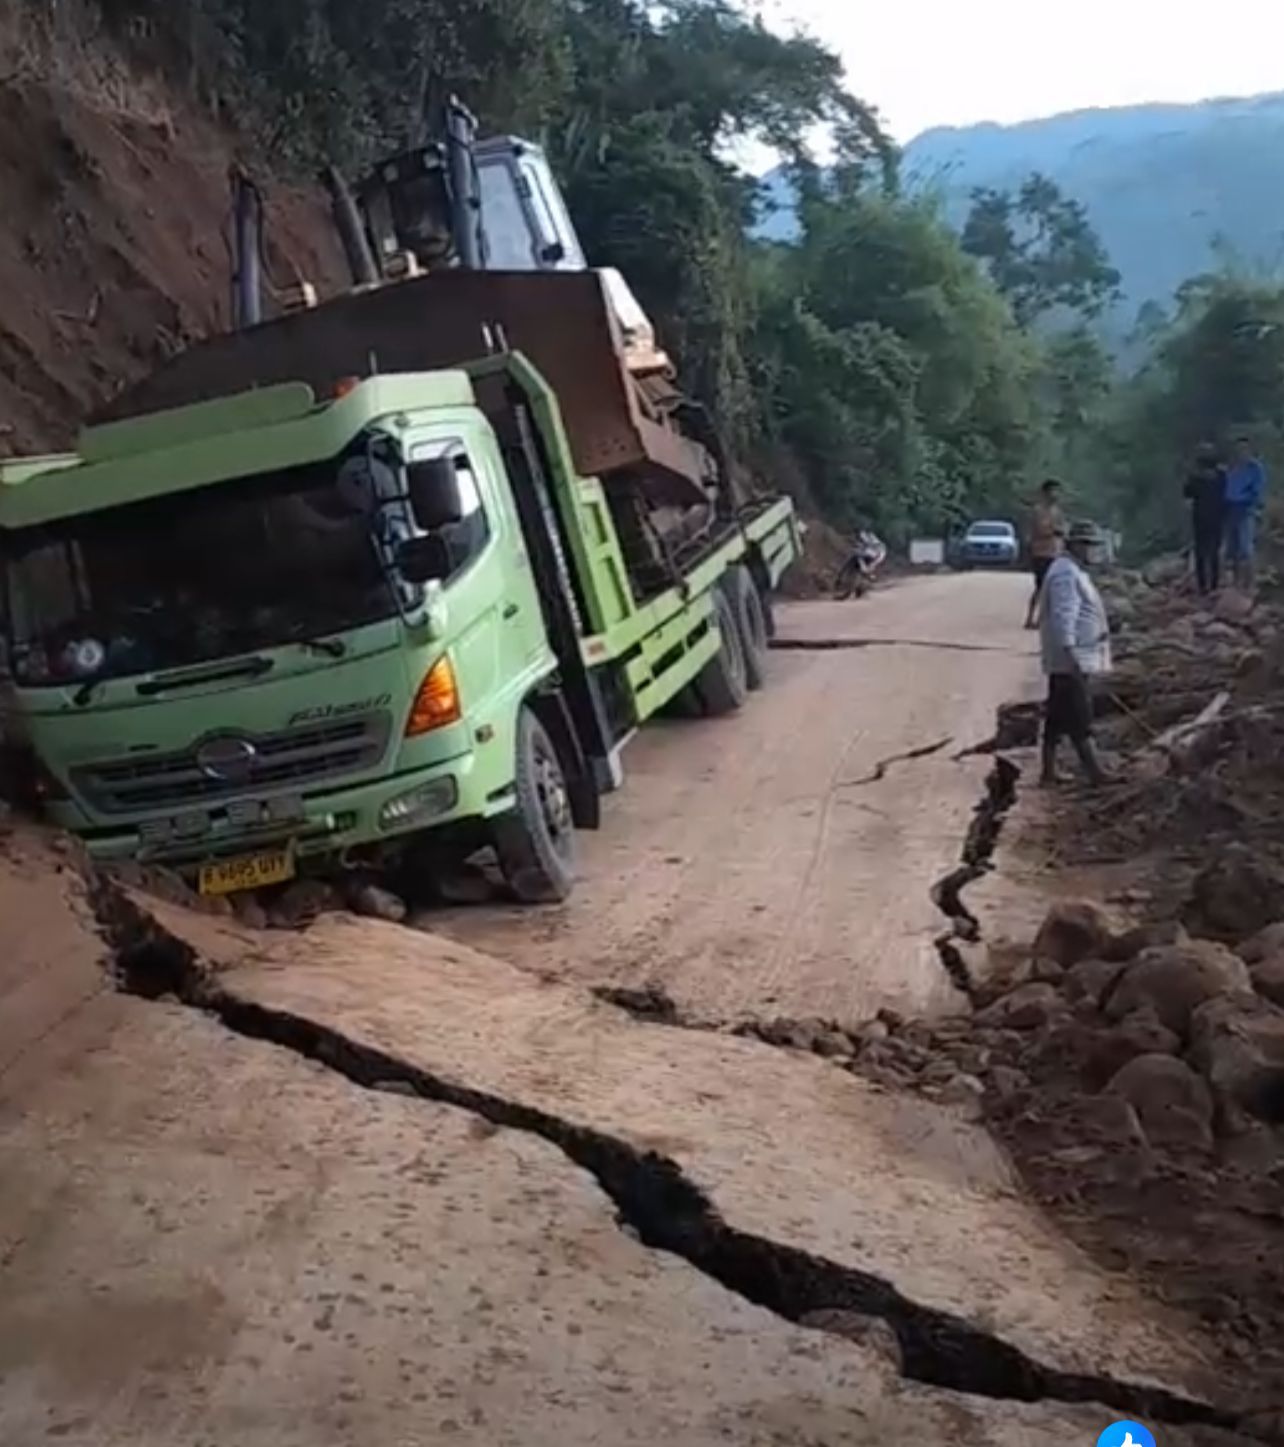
[90,875,1240,1434]
[599,739,1018,1033]
[772,636,1012,655]
[931,754,1022,996]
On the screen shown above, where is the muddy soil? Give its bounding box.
[0,18,345,454]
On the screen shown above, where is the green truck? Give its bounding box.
[0,106,799,903]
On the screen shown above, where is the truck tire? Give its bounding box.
[492,707,576,903]
[723,565,769,690]
[692,587,748,716]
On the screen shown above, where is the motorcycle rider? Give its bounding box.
[835,524,887,597]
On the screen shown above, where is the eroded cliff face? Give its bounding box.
[0,41,345,455]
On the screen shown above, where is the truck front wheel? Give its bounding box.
[493,708,576,903]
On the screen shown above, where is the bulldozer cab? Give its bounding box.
[346,100,587,285]
[102,99,740,594]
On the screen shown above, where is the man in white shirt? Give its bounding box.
[1040,520,1112,787]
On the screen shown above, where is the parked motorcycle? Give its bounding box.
[833,530,887,599]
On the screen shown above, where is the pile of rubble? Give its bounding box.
[736,880,1284,1413]
[1066,566,1284,866]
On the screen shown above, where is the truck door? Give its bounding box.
[401,430,551,726]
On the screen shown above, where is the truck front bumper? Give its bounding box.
[69,750,508,870]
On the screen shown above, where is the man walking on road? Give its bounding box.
[1040,520,1112,788]
[1024,478,1067,629]
[1184,442,1227,594]
[1225,436,1267,591]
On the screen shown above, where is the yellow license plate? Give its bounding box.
[198,848,295,897]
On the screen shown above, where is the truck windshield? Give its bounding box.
[3,458,396,687]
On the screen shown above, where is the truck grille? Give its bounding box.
[72,713,393,816]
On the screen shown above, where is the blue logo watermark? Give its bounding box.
[1096,1424,1155,1447]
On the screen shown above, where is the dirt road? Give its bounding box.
[1,572,1259,1444]
[433,572,1039,1024]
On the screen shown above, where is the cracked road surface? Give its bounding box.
[433,573,1041,1025]
[0,575,1256,1444]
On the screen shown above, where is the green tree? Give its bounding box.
[751,188,1040,535]
[961,172,1121,326]
[1086,276,1284,552]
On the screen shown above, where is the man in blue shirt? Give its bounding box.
[1225,436,1266,590]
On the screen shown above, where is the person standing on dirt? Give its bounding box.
[1024,479,1067,629]
[1039,520,1112,788]
[1183,441,1227,594]
[1225,436,1267,591]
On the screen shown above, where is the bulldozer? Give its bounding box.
[104,100,745,600]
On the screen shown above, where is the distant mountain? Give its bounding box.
[758,92,1284,328]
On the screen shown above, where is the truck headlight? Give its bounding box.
[378,776,458,830]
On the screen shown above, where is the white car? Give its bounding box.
[958,520,1019,568]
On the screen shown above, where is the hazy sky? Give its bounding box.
[761,0,1284,141]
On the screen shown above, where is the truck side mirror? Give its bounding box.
[406,457,464,531]
[397,534,454,585]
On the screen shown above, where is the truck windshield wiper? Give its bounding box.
[298,636,347,659]
[135,656,274,697]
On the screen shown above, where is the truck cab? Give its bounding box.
[1,371,567,886]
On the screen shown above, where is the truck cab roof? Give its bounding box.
[0,371,476,530]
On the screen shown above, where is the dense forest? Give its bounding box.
[15,0,1284,555]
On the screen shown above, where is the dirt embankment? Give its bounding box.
[0,17,345,454]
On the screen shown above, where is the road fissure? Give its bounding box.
[837,735,954,789]
[930,754,1021,996]
[772,637,1014,655]
[90,877,1235,1431]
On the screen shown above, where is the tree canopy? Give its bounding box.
[53,0,1262,557]
[961,173,1122,326]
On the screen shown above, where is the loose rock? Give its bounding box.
[1061,957,1126,1009]
[985,1064,1028,1101]
[1104,919,1187,963]
[1250,953,1284,1009]
[812,1028,854,1060]
[936,1072,985,1120]
[1086,1007,1182,1086]
[1183,844,1284,943]
[976,982,1063,1031]
[230,892,269,931]
[1237,921,1284,965]
[1142,552,1186,586]
[267,878,341,929]
[1032,900,1113,968]
[1214,588,1256,624]
[1189,993,1284,1123]
[1106,941,1251,1035]
[1106,1053,1214,1151]
[1061,1092,1148,1150]
[350,883,409,924]
[853,1018,889,1046]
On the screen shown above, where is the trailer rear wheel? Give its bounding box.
[492,707,576,903]
[693,587,748,716]
[724,565,769,690]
